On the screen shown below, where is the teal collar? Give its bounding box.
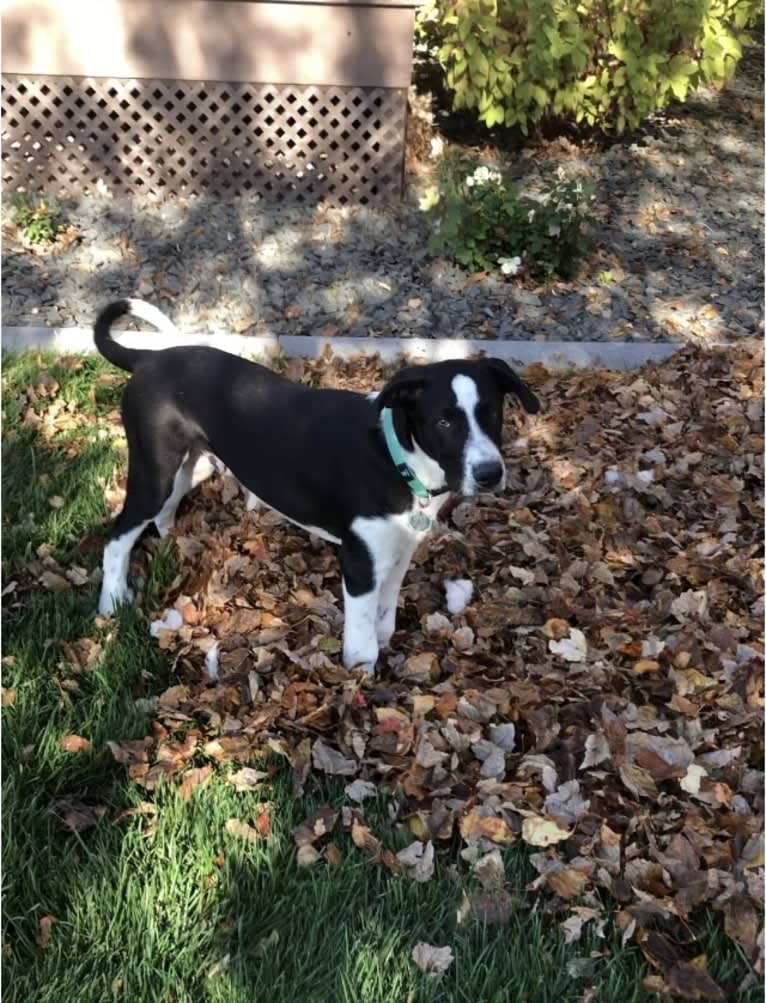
[381,407,433,500]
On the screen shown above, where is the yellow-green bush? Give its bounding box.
[424,0,761,132]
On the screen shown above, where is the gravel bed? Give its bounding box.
[2,49,762,344]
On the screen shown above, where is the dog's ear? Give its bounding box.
[377,367,428,411]
[483,358,540,414]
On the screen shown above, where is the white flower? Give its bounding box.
[418,186,440,211]
[498,255,522,276]
[468,165,502,187]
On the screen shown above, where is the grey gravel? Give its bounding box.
[2,49,762,344]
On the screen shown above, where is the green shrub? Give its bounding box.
[11,194,64,244]
[423,0,761,133]
[422,151,595,279]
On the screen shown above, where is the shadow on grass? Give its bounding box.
[2,348,762,1002]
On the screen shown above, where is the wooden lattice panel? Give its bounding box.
[1,75,408,204]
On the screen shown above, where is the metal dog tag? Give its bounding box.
[409,510,433,533]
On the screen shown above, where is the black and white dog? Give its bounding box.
[95,299,540,675]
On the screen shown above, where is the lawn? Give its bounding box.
[2,346,762,1003]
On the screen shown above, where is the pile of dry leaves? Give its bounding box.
[105,342,762,997]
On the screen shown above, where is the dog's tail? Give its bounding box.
[93,299,180,372]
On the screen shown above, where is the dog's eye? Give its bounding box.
[437,417,452,429]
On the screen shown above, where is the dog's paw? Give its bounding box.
[353,661,377,679]
[97,585,134,617]
[343,647,379,678]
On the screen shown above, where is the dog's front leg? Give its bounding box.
[340,530,381,676]
[375,537,418,649]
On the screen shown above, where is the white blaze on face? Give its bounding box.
[451,374,505,495]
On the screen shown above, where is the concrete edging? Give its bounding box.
[1,326,685,370]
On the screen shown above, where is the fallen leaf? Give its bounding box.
[619,762,659,799]
[227,767,270,791]
[224,817,264,843]
[351,818,383,863]
[459,812,515,846]
[292,805,339,847]
[311,738,356,776]
[457,886,513,925]
[296,844,321,868]
[56,800,108,832]
[396,840,435,882]
[665,958,726,1002]
[37,915,57,949]
[521,816,571,847]
[57,734,92,754]
[178,765,213,800]
[344,779,377,803]
[411,942,454,976]
[549,628,588,663]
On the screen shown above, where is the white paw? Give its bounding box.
[98,584,134,617]
[352,661,377,678]
[343,644,379,677]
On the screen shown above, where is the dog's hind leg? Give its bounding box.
[99,510,150,615]
[99,424,193,615]
[154,451,216,538]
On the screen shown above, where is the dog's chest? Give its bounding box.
[349,493,445,553]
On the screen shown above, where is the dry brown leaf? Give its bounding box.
[457,886,514,925]
[311,738,356,776]
[37,914,57,949]
[351,818,383,863]
[56,800,108,832]
[460,812,515,846]
[619,762,659,800]
[178,764,213,800]
[521,816,571,847]
[296,844,321,868]
[57,734,92,754]
[664,958,726,1002]
[547,866,590,900]
[292,805,340,847]
[227,767,270,792]
[224,817,263,843]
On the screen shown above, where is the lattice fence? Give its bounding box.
[1,75,408,203]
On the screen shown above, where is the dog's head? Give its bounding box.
[377,358,539,496]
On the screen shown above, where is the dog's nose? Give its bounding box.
[472,460,503,489]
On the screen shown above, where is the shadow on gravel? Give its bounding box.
[1,41,762,348]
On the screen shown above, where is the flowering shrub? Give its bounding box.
[421,154,595,280]
[420,0,760,134]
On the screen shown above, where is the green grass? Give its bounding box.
[2,352,758,1003]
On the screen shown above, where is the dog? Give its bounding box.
[94,299,540,675]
